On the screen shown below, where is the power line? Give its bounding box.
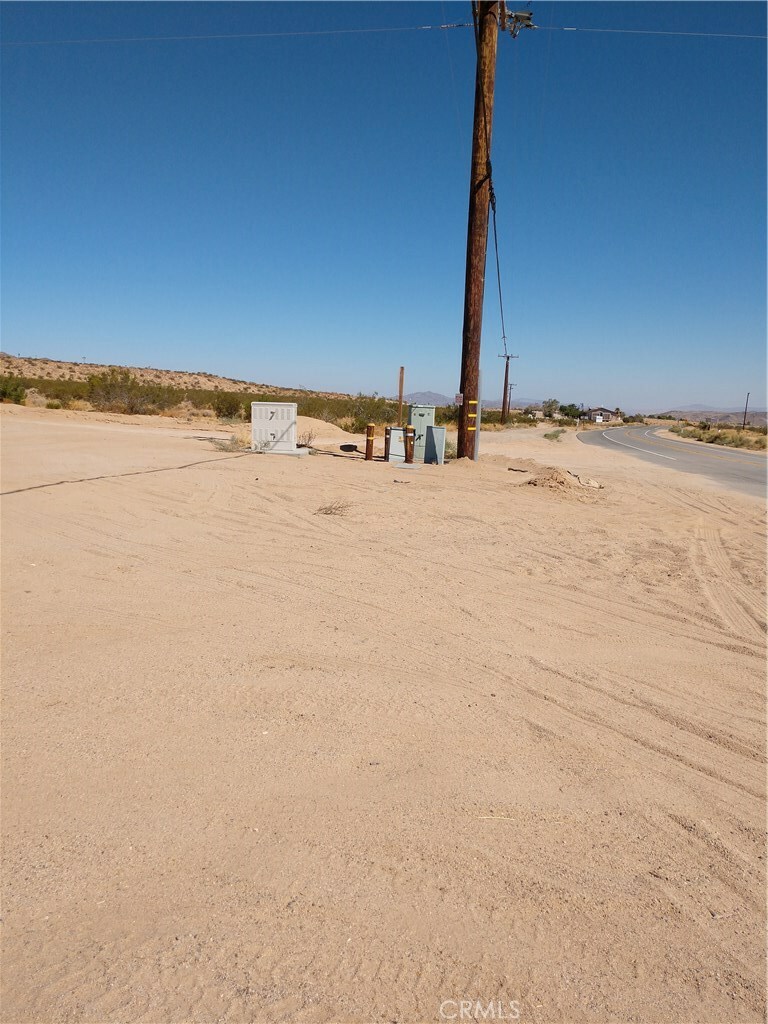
[2,22,765,48]
[0,22,473,47]
[543,26,767,40]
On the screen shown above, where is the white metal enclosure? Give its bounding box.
[251,402,298,452]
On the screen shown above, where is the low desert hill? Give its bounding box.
[661,408,767,427]
[0,353,351,399]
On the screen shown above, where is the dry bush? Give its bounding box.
[315,500,353,516]
[23,389,48,408]
[298,429,317,448]
[209,434,250,452]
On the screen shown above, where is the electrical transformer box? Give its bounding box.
[425,425,446,465]
[407,405,436,462]
[387,427,406,462]
[251,402,298,452]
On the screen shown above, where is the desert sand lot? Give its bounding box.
[1,405,766,1024]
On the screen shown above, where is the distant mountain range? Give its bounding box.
[401,391,454,406]
[663,404,767,414]
[659,408,767,426]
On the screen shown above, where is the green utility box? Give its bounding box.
[408,405,436,463]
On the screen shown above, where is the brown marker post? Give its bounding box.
[384,426,392,462]
[365,423,375,461]
[404,425,415,464]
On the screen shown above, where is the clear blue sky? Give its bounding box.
[2,2,765,411]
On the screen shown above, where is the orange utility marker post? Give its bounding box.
[365,423,375,461]
[404,425,415,464]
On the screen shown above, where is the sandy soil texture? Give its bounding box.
[2,406,765,1024]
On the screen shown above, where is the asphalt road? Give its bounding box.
[577,425,767,499]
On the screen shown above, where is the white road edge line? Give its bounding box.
[602,430,677,460]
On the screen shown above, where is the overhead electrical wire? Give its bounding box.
[2,23,765,47]
[543,26,766,40]
[0,23,473,46]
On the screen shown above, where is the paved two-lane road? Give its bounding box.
[578,425,767,499]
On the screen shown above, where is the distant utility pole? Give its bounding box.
[457,3,534,458]
[498,352,519,423]
[742,391,750,429]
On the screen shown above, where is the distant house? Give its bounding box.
[586,407,620,423]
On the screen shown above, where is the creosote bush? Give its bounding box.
[0,375,27,404]
[669,423,766,451]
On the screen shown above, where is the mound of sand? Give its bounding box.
[526,466,604,492]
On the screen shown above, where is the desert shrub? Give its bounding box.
[0,375,26,403]
[444,439,457,460]
[25,378,87,404]
[670,422,766,450]
[45,399,62,409]
[435,405,460,425]
[544,429,566,442]
[435,405,534,428]
[247,392,399,430]
[350,393,398,430]
[315,500,352,516]
[212,392,244,419]
[209,434,249,452]
[88,368,148,413]
[85,369,182,414]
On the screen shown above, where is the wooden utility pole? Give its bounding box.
[458,2,501,459]
[398,366,405,426]
[498,352,519,423]
[742,391,750,430]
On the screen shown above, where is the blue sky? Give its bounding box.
[2,1,765,410]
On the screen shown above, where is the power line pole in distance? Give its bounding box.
[498,352,519,423]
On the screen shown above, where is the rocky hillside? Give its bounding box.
[0,353,350,399]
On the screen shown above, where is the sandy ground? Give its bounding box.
[2,405,765,1024]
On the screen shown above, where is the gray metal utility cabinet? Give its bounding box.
[407,405,436,463]
[424,425,446,465]
[387,427,406,463]
[251,402,306,455]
